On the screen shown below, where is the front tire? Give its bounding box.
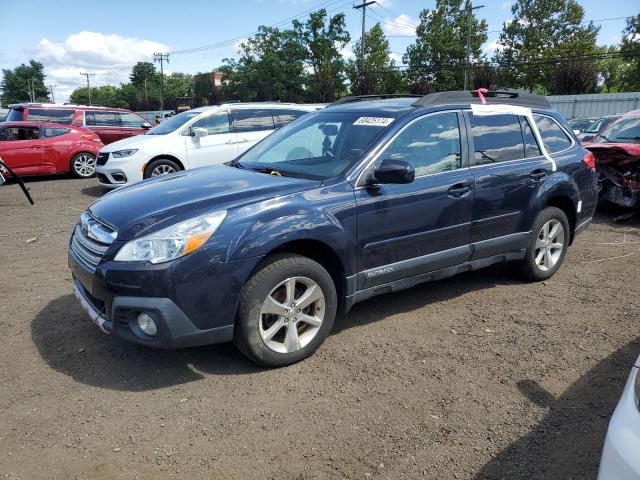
[143,158,181,179]
[518,206,570,281]
[234,254,337,367]
[70,153,97,178]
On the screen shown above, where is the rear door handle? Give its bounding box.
[530,169,547,182]
[447,182,472,198]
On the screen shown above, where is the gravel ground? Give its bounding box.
[1,176,639,480]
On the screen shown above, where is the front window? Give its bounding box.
[146,110,200,135]
[120,112,146,127]
[593,117,640,144]
[236,111,395,179]
[0,126,40,141]
[191,111,230,134]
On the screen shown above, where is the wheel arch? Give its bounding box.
[145,154,185,173]
[545,195,577,243]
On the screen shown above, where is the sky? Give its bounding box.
[0,0,638,103]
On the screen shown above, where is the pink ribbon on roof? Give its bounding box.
[475,88,488,104]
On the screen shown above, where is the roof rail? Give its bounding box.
[412,90,550,109]
[331,94,423,106]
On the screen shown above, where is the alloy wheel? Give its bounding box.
[151,164,176,176]
[73,154,96,177]
[534,219,565,272]
[259,276,325,354]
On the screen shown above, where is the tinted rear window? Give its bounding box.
[534,115,572,153]
[44,127,70,138]
[469,113,525,165]
[232,109,275,132]
[28,108,74,125]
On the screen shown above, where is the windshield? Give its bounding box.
[584,118,609,133]
[593,117,640,144]
[146,110,200,135]
[235,111,395,179]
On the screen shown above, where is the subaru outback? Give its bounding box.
[68,91,598,367]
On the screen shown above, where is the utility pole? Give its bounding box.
[353,0,376,77]
[463,4,484,91]
[26,79,33,102]
[79,72,96,105]
[143,78,149,109]
[154,53,170,110]
[48,84,57,103]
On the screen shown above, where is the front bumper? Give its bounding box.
[598,365,640,479]
[96,154,147,188]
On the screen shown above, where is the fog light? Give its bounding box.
[137,313,157,336]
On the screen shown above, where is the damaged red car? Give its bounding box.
[584,110,640,207]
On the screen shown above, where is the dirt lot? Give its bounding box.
[1,176,639,480]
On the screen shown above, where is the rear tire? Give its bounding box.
[518,206,570,281]
[234,254,337,367]
[70,153,97,178]
[143,158,181,179]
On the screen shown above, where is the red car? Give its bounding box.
[0,122,103,178]
[6,103,152,145]
[583,109,640,207]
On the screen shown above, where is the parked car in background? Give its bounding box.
[95,103,321,188]
[69,90,597,367]
[0,122,102,178]
[6,103,151,145]
[137,110,174,124]
[598,352,640,479]
[578,114,622,142]
[584,110,640,207]
[569,117,597,135]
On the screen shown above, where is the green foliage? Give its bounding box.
[620,13,640,91]
[494,0,600,93]
[1,60,50,106]
[404,0,488,92]
[346,23,405,95]
[69,85,128,108]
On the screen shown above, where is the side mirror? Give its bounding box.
[192,127,209,138]
[141,122,152,129]
[581,134,593,142]
[372,158,415,185]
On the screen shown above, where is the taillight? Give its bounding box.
[583,151,596,170]
[82,134,100,143]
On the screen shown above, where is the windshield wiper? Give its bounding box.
[226,159,246,169]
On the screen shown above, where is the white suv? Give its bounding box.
[95,103,322,188]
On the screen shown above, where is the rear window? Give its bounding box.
[85,111,118,127]
[232,109,275,132]
[469,113,525,165]
[28,108,74,125]
[44,127,70,138]
[534,115,572,153]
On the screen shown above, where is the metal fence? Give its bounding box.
[546,92,640,119]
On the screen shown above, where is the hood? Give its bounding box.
[100,134,167,152]
[89,165,320,240]
[583,142,640,157]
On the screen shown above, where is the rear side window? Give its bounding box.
[534,115,572,153]
[28,108,74,125]
[469,113,524,165]
[273,109,307,128]
[0,126,40,141]
[85,111,118,127]
[6,108,25,122]
[232,109,275,133]
[120,112,145,127]
[44,127,70,138]
[520,117,541,158]
[381,112,461,176]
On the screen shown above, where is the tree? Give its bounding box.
[554,60,598,94]
[472,63,498,90]
[293,9,351,102]
[346,23,404,95]
[69,85,128,108]
[620,13,640,91]
[495,0,600,93]
[193,72,224,107]
[404,0,488,92]
[1,60,50,106]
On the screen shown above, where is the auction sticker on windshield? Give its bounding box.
[354,117,394,127]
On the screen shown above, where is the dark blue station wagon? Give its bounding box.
[68,91,598,367]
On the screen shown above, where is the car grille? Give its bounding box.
[69,213,116,273]
[96,152,109,166]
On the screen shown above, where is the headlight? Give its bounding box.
[111,149,138,158]
[114,211,227,264]
[635,367,640,410]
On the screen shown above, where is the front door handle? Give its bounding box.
[530,169,547,182]
[447,182,472,198]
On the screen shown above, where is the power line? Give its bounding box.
[153,53,170,110]
[354,0,376,75]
